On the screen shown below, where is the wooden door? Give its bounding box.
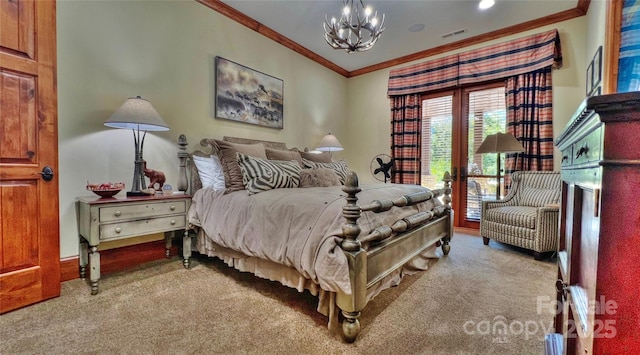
[0,0,60,313]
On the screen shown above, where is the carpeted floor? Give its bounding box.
[0,233,556,355]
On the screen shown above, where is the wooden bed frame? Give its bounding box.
[176,134,453,342]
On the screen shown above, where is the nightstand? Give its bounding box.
[76,194,191,294]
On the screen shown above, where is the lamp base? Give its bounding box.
[126,190,153,197]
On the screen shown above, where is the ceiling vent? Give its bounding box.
[441,28,467,39]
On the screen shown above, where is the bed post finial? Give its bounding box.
[441,171,452,208]
[177,134,188,192]
[342,171,362,252]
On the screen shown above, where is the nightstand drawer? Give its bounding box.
[99,200,187,223]
[99,215,186,241]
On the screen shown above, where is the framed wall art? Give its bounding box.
[215,57,284,129]
[587,46,602,97]
[586,61,594,96]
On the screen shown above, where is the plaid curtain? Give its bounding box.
[504,67,554,191]
[390,94,422,184]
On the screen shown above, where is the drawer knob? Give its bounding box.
[115,211,121,217]
[170,220,176,225]
[170,205,176,211]
[115,227,122,234]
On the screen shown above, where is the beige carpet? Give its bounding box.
[0,233,556,355]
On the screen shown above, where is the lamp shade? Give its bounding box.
[104,96,169,131]
[316,133,344,152]
[476,132,524,154]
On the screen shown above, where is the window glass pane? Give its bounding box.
[421,95,452,190]
[467,86,507,210]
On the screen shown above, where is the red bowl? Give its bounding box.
[89,189,122,198]
[87,182,125,198]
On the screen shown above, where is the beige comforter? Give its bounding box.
[188,184,441,294]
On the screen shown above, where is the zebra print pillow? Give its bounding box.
[237,152,301,195]
[301,158,349,184]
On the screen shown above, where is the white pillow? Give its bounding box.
[192,155,225,190]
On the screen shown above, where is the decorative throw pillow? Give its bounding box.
[265,147,303,167]
[236,153,301,195]
[191,154,225,190]
[302,158,350,184]
[299,150,332,163]
[299,168,342,188]
[214,139,267,193]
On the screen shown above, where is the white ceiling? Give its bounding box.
[220,0,578,73]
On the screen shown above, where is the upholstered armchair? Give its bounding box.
[480,171,561,260]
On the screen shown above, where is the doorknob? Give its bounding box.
[461,166,467,181]
[451,167,457,181]
[40,166,54,181]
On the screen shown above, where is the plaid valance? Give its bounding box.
[386,54,459,96]
[387,29,562,96]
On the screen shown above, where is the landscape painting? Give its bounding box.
[215,57,284,129]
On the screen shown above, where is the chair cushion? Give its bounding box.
[483,206,538,229]
[519,187,560,207]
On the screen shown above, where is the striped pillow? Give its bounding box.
[237,152,301,195]
[302,158,349,184]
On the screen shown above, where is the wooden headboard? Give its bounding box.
[176,135,292,193]
[218,136,290,150]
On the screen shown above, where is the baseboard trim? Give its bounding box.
[60,256,80,282]
[60,240,178,282]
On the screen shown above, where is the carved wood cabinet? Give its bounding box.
[551,92,640,354]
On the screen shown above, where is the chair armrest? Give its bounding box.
[535,205,560,252]
[482,199,515,210]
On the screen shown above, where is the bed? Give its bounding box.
[175,134,453,342]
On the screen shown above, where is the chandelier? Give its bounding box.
[323,0,385,53]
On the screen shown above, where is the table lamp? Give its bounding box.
[316,133,344,157]
[104,96,169,196]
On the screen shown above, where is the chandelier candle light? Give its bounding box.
[104,96,169,196]
[324,0,385,53]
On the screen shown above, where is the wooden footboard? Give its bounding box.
[337,171,453,342]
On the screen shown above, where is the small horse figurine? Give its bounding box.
[143,161,166,190]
